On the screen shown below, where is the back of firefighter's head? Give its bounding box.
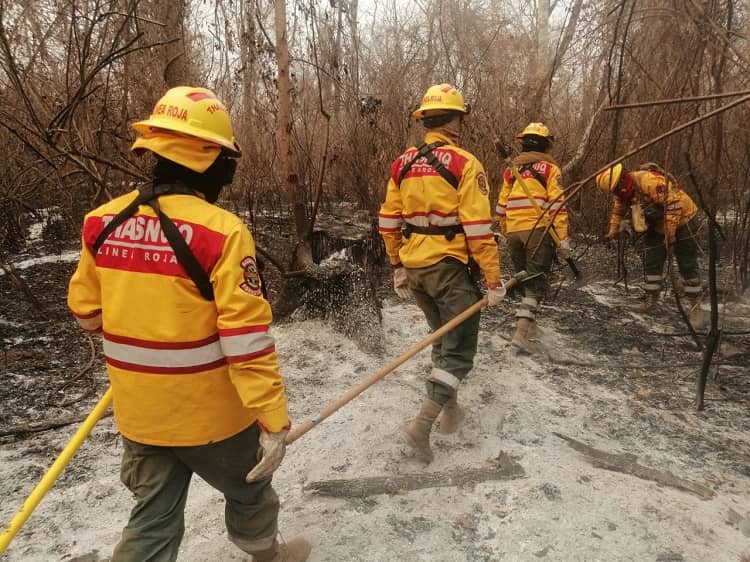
[412,84,471,130]
[516,122,553,152]
[130,86,241,203]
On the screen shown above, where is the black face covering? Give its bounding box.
[153,154,238,203]
[521,135,550,152]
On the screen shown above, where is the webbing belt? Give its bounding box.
[402,223,465,241]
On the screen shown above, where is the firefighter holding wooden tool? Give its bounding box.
[496,123,570,352]
[379,84,503,462]
[68,86,310,562]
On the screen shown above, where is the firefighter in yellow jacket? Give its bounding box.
[379,84,504,462]
[496,123,569,351]
[67,87,311,562]
[596,162,703,328]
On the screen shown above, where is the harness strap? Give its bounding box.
[517,163,547,189]
[397,141,459,189]
[91,183,215,301]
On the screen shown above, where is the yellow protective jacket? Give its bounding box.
[378,131,500,285]
[607,170,698,240]
[67,188,290,447]
[496,151,568,239]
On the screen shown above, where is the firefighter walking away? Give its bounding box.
[378,83,504,462]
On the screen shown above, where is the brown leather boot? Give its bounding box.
[628,293,658,313]
[253,536,312,562]
[401,398,442,462]
[437,398,464,434]
[511,317,533,352]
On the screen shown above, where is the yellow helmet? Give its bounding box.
[595,164,623,193]
[516,122,553,140]
[412,84,470,119]
[132,86,241,156]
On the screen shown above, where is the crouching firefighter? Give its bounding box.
[67,86,311,562]
[596,162,704,329]
[496,123,570,352]
[378,83,504,462]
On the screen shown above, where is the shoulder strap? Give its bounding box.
[397,141,459,189]
[424,149,459,189]
[91,183,215,301]
[146,198,215,301]
[518,163,547,190]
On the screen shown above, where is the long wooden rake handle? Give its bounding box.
[286,272,527,445]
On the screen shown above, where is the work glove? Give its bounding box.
[486,281,507,306]
[557,238,572,261]
[245,429,289,483]
[393,266,412,300]
[605,225,619,242]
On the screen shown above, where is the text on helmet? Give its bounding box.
[153,103,188,121]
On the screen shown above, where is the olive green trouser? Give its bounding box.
[112,422,279,562]
[405,257,482,405]
[642,216,702,296]
[507,229,556,319]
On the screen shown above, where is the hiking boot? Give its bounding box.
[687,296,704,330]
[511,317,533,352]
[401,398,442,462]
[253,536,312,562]
[628,293,658,313]
[437,398,464,434]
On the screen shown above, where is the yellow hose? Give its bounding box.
[0,387,113,555]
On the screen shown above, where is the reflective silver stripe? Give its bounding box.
[516,308,535,320]
[378,215,402,229]
[429,367,460,390]
[506,197,546,209]
[220,330,275,359]
[76,313,102,332]
[103,338,224,369]
[545,202,566,211]
[643,283,662,291]
[496,205,507,215]
[666,203,682,210]
[403,216,429,227]
[463,223,492,237]
[429,213,460,226]
[517,296,537,320]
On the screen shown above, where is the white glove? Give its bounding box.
[557,238,572,261]
[486,281,506,306]
[393,267,412,300]
[245,429,288,483]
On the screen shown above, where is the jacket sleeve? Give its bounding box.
[496,168,511,235]
[67,231,103,333]
[546,165,569,240]
[608,196,627,238]
[663,180,682,242]
[378,176,404,266]
[212,223,290,433]
[459,159,501,285]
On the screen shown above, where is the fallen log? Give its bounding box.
[304,451,525,497]
[554,432,715,500]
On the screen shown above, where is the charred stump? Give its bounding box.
[266,212,386,355]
